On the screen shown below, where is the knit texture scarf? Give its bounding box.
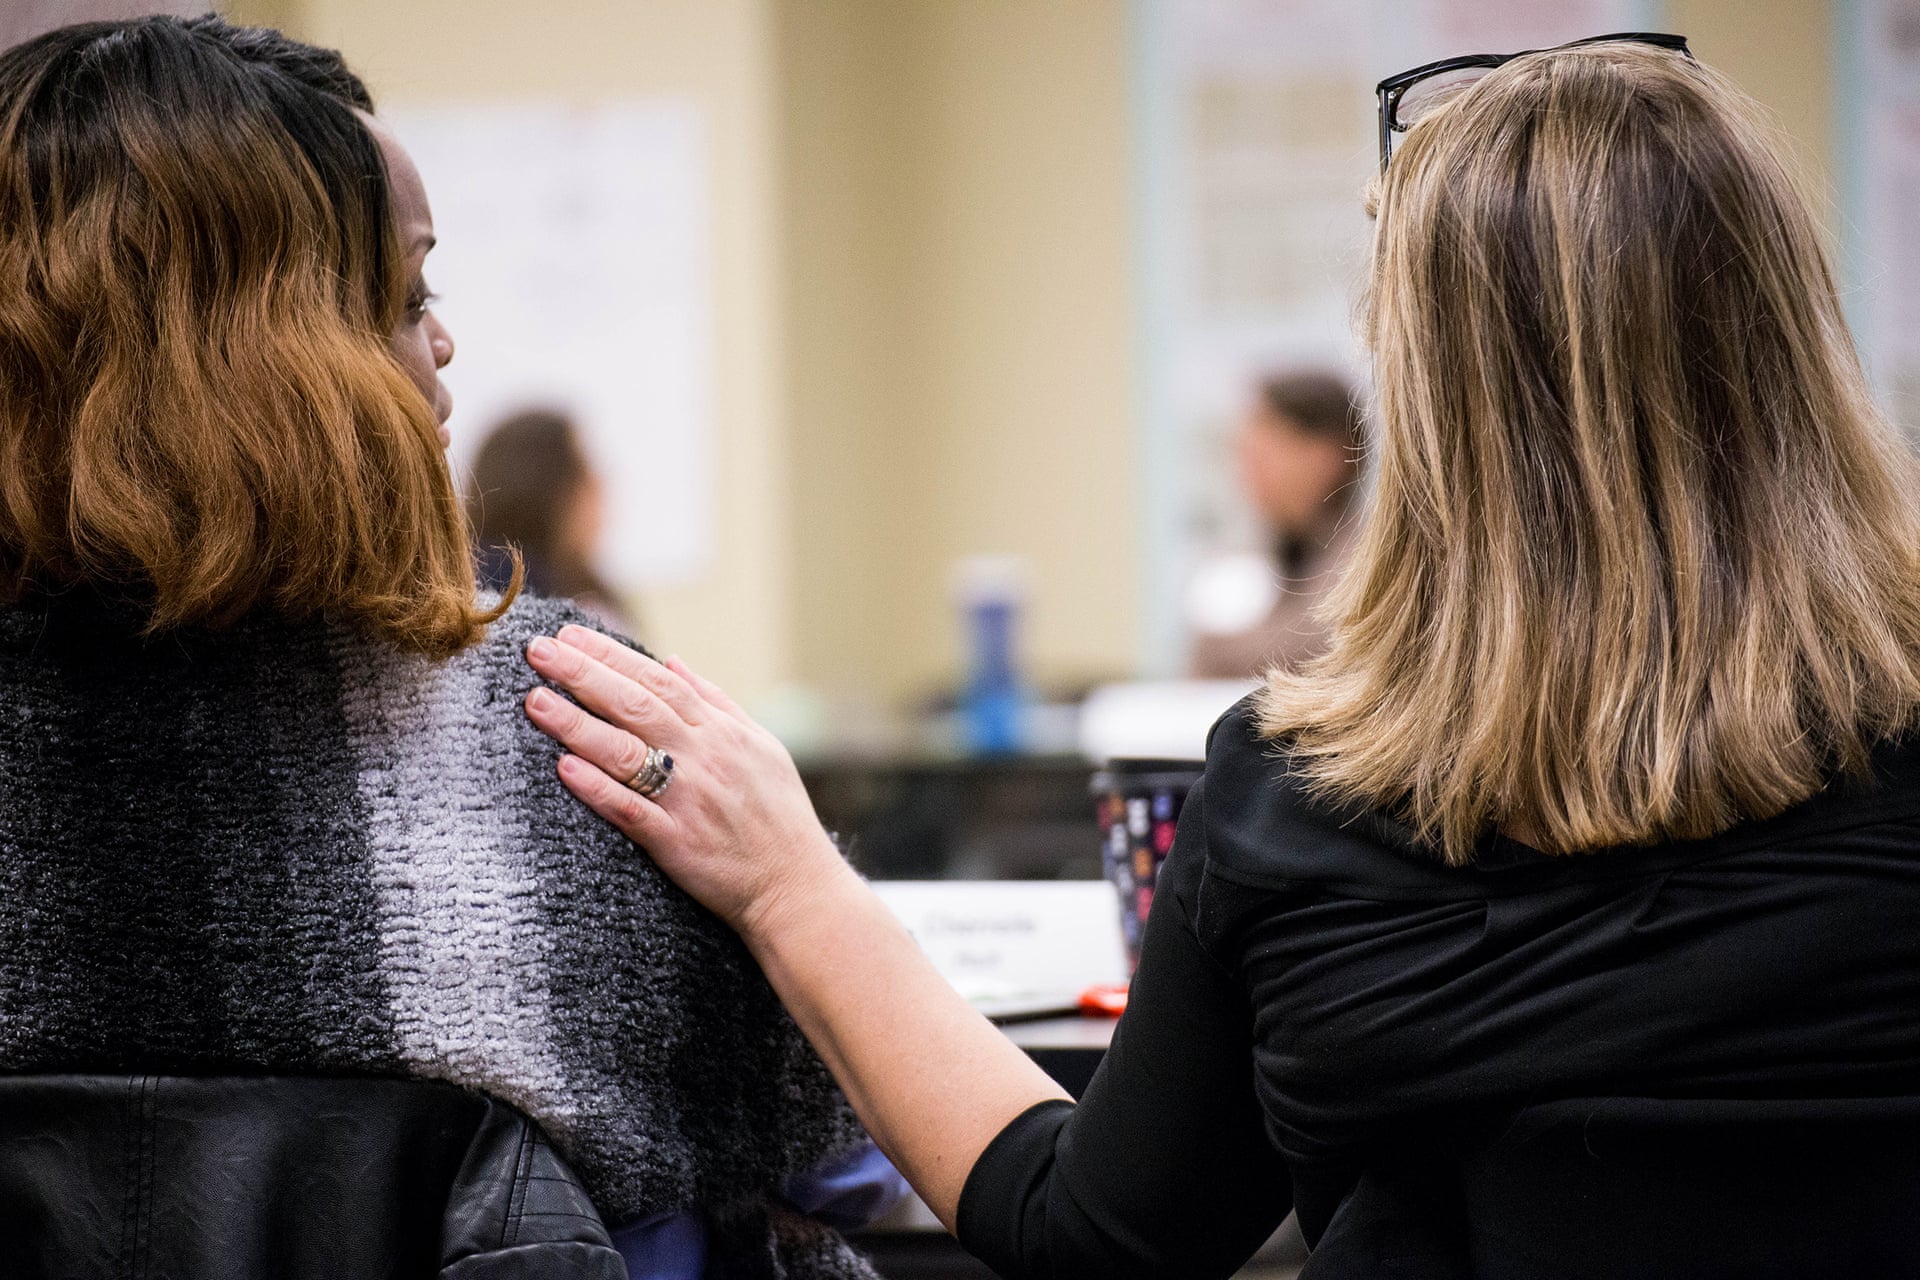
[0,591,879,1279]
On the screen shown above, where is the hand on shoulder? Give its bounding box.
[522,625,855,937]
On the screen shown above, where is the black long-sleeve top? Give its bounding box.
[955,698,1920,1278]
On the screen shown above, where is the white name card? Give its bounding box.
[871,881,1129,1016]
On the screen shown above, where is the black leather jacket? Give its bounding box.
[0,1074,627,1279]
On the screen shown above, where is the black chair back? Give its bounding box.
[1455,1095,1920,1280]
[0,1074,625,1280]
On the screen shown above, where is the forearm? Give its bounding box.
[742,842,1070,1230]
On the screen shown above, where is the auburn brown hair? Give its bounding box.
[0,16,511,657]
[1260,42,1920,863]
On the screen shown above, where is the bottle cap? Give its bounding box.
[952,554,1030,605]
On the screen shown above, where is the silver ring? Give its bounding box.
[624,746,675,799]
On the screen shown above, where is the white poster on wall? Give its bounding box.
[383,100,713,589]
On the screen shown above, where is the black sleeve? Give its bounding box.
[954,770,1293,1280]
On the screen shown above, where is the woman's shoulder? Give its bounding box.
[462,591,645,669]
[325,592,864,1224]
[1201,694,1284,781]
[335,591,640,709]
[324,590,635,822]
[1200,694,1345,824]
[1196,695,1438,895]
[1199,696,1576,899]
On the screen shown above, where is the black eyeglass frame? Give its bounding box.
[1375,31,1693,172]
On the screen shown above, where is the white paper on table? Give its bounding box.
[871,881,1130,1019]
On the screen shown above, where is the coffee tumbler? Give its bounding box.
[1090,758,1205,969]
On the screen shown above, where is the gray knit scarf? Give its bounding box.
[0,591,878,1279]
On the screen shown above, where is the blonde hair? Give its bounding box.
[0,17,511,657]
[1260,42,1920,864]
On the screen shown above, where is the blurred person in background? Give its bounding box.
[1188,370,1363,679]
[468,406,636,634]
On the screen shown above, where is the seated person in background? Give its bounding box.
[1188,370,1362,679]
[0,18,890,1277]
[468,406,637,635]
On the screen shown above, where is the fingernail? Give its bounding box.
[528,688,554,713]
[528,637,556,662]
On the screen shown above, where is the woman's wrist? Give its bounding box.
[729,830,1069,1230]
[736,828,867,953]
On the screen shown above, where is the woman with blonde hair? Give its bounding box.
[0,16,889,1276]
[528,32,1920,1278]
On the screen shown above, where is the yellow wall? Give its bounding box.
[221,0,301,33]
[1669,0,1835,199]
[778,0,1138,704]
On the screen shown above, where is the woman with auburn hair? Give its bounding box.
[0,17,891,1277]
[528,35,1920,1279]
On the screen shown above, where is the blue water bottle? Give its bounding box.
[956,556,1029,755]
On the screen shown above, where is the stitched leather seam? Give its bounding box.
[128,1075,157,1280]
[501,1124,532,1248]
[139,1075,158,1280]
[118,1076,138,1280]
